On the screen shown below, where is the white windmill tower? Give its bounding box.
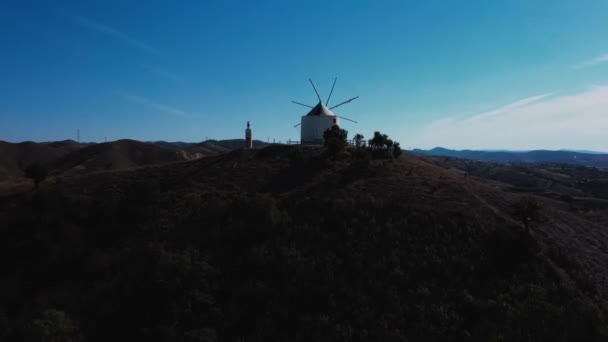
[293,78,358,144]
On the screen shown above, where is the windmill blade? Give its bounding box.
[309,79,322,102]
[292,101,314,108]
[337,115,358,124]
[326,77,337,106]
[294,123,302,128]
[329,96,359,110]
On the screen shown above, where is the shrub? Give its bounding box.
[350,146,371,167]
[484,226,539,273]
[288,146,305,166]
[512,196,542,229]
[30,309,79,342]
[24,162,47,188]
[353,133,365,147]
[392,142,402,158]
[323,125,348,157]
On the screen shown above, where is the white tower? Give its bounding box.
[293,78,358,144]
[245,121,252,149]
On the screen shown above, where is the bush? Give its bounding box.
[353,133,365,147]
[350,146,371,167]
[484,226,539,273]
[392,142,402,158]
[512,197,542,229]
[288,146,305,166]
[24,163,47,188]
[323,125,348,157]
[30,309,79,342]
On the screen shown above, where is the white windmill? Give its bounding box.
[293,78,358,144]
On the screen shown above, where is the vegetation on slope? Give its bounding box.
[0,140,81,181]
[0,146,607,341]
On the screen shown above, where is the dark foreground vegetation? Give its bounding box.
[1,145,608,341]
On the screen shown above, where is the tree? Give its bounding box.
[353,134,365,148]
[369,131,386,150]
[323,125,348,156]
[392,142,402,158]
[367,131,402,159]
[24,163,47,188]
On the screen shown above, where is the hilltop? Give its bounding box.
[0,139,270,184]
[154,139,269,153]
[1,145,607,341]
[49,139,197,176]
[0,140,82,180]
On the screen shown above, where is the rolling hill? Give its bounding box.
[0,139,272,183]
[0,140,82,180]
[1,145,607,340]
[154,139,270,156]
[49,139,197,175]
[413,147,608,168]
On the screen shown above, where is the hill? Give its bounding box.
[413,147,608,168]
[154,139,270,156]
[0,140,82,181]
[1,146,607,341]
[1,139,272,186]
[50,139,197,175]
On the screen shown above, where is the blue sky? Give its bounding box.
[2,0,608,150]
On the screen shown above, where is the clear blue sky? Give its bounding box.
[2,0,608,150]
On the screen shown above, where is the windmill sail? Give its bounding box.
[292,101,314,108]
[326,77,337,106]
[329,96,359,110]
[337,116,358,124]
[292,78,359,144]
[309,79,322,102]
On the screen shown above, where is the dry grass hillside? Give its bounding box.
[1,145,607,340]
[49,139,196,176]
[182,139,270,157]
[0,140,82,180]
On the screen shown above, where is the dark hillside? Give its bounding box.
[0,146,607,341]
[185,139,270,156]
[49,139,195,175]
[0,140,82,180]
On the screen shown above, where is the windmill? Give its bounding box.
[292,78,358,144]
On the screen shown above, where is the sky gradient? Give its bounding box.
[2,0,608,150]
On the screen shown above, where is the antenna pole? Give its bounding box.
[309,79,322,103]
[326,77,337,106]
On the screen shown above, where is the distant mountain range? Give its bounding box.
[411,147,608,168]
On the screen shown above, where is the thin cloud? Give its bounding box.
[573,54,608,69]
[465,93,553,123]
[64,11,157,53]
[139,64,185,83]
[120,92,189,117]
[410,86,608,151]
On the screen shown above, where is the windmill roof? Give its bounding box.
[305,102,335,117]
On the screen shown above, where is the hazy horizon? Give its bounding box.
[2,1,608,150]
